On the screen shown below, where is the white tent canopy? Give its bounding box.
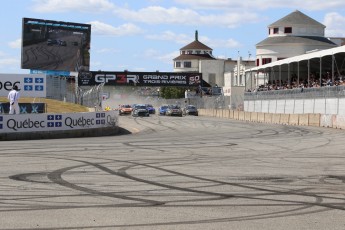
[245,45,345,89]
[247,45,345,72]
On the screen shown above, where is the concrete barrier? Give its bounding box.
[264,113,273,123]
[280,114,290,125]
[244,112,251,121]
[272,114,280,124]
[222,109,227,118]
[223,109,229,119]
[298,114,309,126]
[233,111,239,120]
[250,112,258,122]
[288,114,299,125]
[308,113,320,127]
[257,113,265,123]
[334,115,345,129]
[0,111,119,141]
[238,111,245,120]
[199,109,343,131]
[320,114,334,128]
[229,110,234,119]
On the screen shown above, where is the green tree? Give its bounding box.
[160,87,186,99]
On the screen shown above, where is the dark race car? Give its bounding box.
[132,104,150,117]
[185,105,198,116]
[166,104,183,117]
[145,104,156,114]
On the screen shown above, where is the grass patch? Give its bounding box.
[0,97,89,113]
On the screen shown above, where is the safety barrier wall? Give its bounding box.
[0,111,119,141]
[198,109,345,130]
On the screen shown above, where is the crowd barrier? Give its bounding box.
[198,109,345,130]
[0,111,119,141]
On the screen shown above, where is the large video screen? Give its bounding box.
[21,18,91,72]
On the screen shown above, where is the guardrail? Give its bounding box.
[198,109,345,130]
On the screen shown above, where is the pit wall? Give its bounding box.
[198,109,345,129]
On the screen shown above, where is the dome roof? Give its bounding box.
[269,10,325,28]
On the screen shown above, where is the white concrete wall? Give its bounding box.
[245,97,345,115]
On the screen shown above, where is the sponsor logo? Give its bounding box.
[7,118,45,131]
[0,81,20,91]
[94,74,139,84]
[47,114,63,128]
[96,112,106,125]
[24,77,45,92]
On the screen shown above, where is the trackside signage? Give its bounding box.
[0,73,46,97]
[78,71,202,87]
[0,111,117,133]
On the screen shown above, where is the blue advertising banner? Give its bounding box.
[0,103,46,114]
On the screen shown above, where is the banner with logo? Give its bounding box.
[0,111,117,133]
[0,103,46,114]
[0,73,46,97]
[78,71,202,87]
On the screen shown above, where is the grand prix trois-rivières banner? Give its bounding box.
[78,71,202,87]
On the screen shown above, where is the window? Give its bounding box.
[268,28,271,35]
[181,51,185,55]
[273,27,279,34]
[184,61,192,68]
[284,27,292,33]
[262,58,272,65]
[175,61,181,68]
[187,50,192,54]
[256,59,260,66]
[196,50,201,54]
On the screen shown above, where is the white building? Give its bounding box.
[173,31,255,91]
[256,10,337,66]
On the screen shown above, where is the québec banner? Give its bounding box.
[0,111,117,133]
[0,73,46,97]
[78,71,202,87]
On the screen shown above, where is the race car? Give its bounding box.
[118,104,133,115]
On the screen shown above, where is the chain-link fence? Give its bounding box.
[45,75,76,103]
[77,83,105,110]
[245,85,345,100]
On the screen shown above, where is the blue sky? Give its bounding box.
[1,0,345,74]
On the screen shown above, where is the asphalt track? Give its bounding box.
[1,115,345,229]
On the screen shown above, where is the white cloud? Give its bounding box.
[146,31,192,44]
[205,37,241,49]
[89,21,143,36]
[146,31,241,51]
[8,39,21,49]
[96,48,120,54]
[0,58,20,69]
[157,51,180,64]
[174,0,345,11]
[32,0,115,13]
[324,12,345,37]
[113,6,259,28]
